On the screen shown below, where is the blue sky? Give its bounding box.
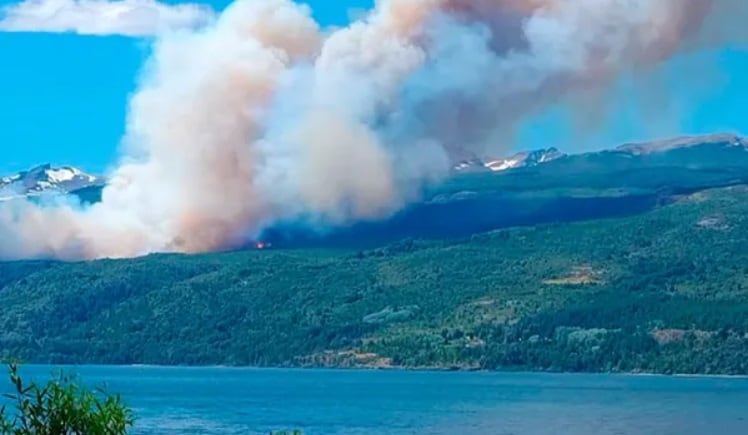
[518,48,748,152]
[0,0,746,175]
[0,0,375,175]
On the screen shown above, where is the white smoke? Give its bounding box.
[0,0,743,260]
[0,0,215,36]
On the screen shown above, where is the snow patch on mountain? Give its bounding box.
[0,164,104,201]
[456,148,567,173]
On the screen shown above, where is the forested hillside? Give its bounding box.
[66,134,748,247]
[2,186,748,374]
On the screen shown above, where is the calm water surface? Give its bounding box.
[5,366,748,434]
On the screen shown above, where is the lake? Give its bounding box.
[4,366,748,434]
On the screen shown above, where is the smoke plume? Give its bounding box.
[0,0,744,260]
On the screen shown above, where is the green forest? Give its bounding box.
[2,186,748,375]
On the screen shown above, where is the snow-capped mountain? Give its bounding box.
[455,148,567,173]
[0,164,103,201]
[453,134,748,174]
[2,133,744,205]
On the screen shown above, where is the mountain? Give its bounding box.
[3,133,748,374]
[3,133,747,247]
[2,185,748,374]
[454,148,566,172]
[3,132,743,202]
[0,164,103,201]
[615,133,747,155]
[454,133,748,173]
[266,133,748,247]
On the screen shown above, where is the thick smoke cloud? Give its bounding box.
[0,0,743,260]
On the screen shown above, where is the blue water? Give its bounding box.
[4,366,748,435]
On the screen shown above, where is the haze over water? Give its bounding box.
[5,366,748,435]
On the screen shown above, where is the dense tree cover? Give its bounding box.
[0,364,133,434]
[2,187,748,374]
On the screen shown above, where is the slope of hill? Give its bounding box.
[265,133,748,247]
[2,186,748,374]
[439,133,748,196]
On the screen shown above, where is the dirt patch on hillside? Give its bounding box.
[543,266,602,286]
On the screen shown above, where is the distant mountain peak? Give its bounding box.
[453,133,748,174]
[455,147,567,173]
[616,133,747,155]
[0,164,103,201]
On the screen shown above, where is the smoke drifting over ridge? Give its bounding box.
[0,0,744,260]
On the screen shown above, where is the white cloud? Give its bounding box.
[0,0,215,36]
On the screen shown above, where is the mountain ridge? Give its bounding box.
[2,133,748,374]
[615,133,746,155]
[453,132,747,173]
[0,164,103,201]
[2,185,748,374]
[3,133,744,197]
[3,132,747,250]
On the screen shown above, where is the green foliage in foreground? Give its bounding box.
[2,187,748,374]
[0,364,133,434]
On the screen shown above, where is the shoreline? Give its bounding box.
[16,363,748,379]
